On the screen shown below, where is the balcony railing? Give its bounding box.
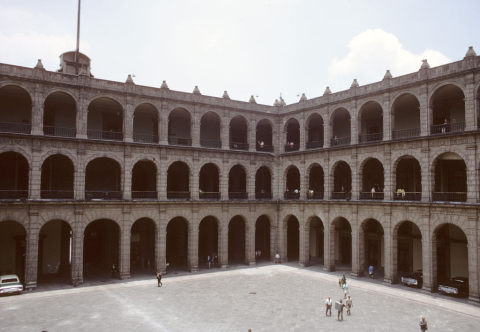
[133,133,159,144]
[41,190,74,199]
[199,192,221,199]
[87,130,123,141]
[0,190,28,199]
[255,192,272,199]
[168,137,192,146]
[230,142,249,150]
[306,141,324,150]
[200,140,222,149]
[432,192,467,203]
[85,191,123,200]
[284,144,300,152]
[229,192,248,200]
[331,192,352,200]
[431,122,465,135]
[307,191,324,200]
[44,126,76,138]
[331,137,350,147]
[167,191,190,199]
[0,122,31,134]
[359,132,383,143]
[392,128,420,140]
[256,144,274,152]
[360,192,384,200]
[393,192,421,201]
[284,192,300,200]
[132,191,158,199]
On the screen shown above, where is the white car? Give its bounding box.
[0,275,23,295]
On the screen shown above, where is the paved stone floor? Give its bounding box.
[1,264,480,332]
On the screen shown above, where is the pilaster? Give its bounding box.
[30,140,42,199]
[25,207,40,290]
[158,207,167,273]
[71,207,84,286]
[119,207,131,279]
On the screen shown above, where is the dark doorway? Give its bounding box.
[200,112,221,148]
[333,161,352,199]
[395,157,421,200]
[255,216,270,261]
[308,165,324,199]
[167,161,190,199]
[229,165,247,199]
[397,221,422,274]
[334,218,352,265]
[168,108,191,146]
[133,103,158,143]
[362,158,384,193]
[0,151,29,199]
[255,166,272,199]
[306,113,324,149]
[434,153,467,202]
[287,216,300,261]
[256,119,273,151]
[43,92,76,137]
[41,154,74,199]
[0,85,32,134]
[309,217,324,264]
[359,101,383,142]
[228,216,245,264]
[166,217,188,269]
[331,108,351,146]
[363,219,384,269]
[0,221,26,283]
[229,115,248,150]
[87,98,123,140]
[132,160,157,199]
[85,158,121,199]
[436,224,468,284]
[431,85,465,132]
[131,218,156,274]
[199,217,218,267]
[199,163,220,198]
[286,166,300,192]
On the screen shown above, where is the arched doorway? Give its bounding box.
[199,163,220,199]
[255,215,270,262]
[87,98,123,141]
[436,224,468,285]
[200,112,221,148]
[362,219,384,276]
[41,154,74,199]
[430,85,465,134]
[395,156,421,201]
[130,218,156,275]
[433,152,467,202]
[133,103,159,143]
[85,157,122,200]
[308,217,324,266]
[166,217,189,270]
[132,160,157,199]
[228,165,247,199]
[306,113,324,149]
[332,161,351,199]
[361,158,384,200]
[198,216,218,268]
[167,161,190,199]
[0,221,26,283]
[229,115,249,150]
[168,108,192,146]
[286,216,299,262]
[228,216,245,264]
[285,166,300,199]
[392,93,420,139]
[333,217,352,269]
[255,166,272,199]
[0,85,32,134]
[0,151,29,199]
[358,101,383,143]
[331,108,351,146]
[396,221,422,281]
[308,164,324,199]
[256,119,273,152]
[284,119,300,151]
[43,92,77,137]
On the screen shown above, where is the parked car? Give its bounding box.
[401,270,423,288]
[438,277,469,297]
[0,275,23,295]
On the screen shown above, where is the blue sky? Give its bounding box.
[0,0,478,105]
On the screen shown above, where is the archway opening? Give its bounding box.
[87,98,123,140]
[200,112,221,148]
[361,158,384,200]
[392,94,420,139]
[332,161,351,199]
[309,217,324,266]
[308,165,324,199]
[0,152,29,199]
[256,119,273,151]
[334,218,352,268]
[431,85,465,134]
[43,92,76,137]
[255,215,270,262]
[397,221,422,282]
[331,108,351,146]
[199,163,220,199]
[133,103,158,143]
[285,166,300,199]
[130,218,156,275]
[359,101,383,143]
[85,157,122,200]
[229,165,247,199]
[0,221,26,283]
[433,153,467,202]
[83,219,119,280]
[132,160,157,199]
[228,216,245,264]
[199,217,218,268]
[168,108,191,146]
[0,85,32,134]
[229,115,248,150]
[38,220,72,285]
[41,154,74,199]
[167,161,190,199]
[395,157,421,201]
[306,113,324,149]
[362,219,384,275]
[287,216,299,262]
[284,119,300,151]
[166,217,188,270]
[255,166,272,199]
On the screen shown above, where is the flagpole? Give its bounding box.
[75,0,81,75]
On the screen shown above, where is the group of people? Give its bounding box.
[206,252,217,269]
[255,250,262,260]
[325,274,353,321]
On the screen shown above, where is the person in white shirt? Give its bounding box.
[325,296,332,316]
[275,253,280,263]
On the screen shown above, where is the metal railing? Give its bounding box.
[284,144,300,152]
[229,192,248,199]
[199,192,221,199]
[168,137,192,146]
[284,192,300,200]
[256,144,274,152]
[44,126,76,138]
[133,133,159,144]
[85,191,123,200]
[255,192,272,199]
[87,130,123,141]
[331,137,350,147]
[167,191,190,199]
[359,132,383,143]
[306,141,324,150]
[431,122,465,135]
[41,190,74,199]
[307,192,324,200]
[132,191,158,199]
[392,128,420,140]
[200,140,222,149]
[331,192,352,200]
[360,192,384,200]
[432,192,467,202]
[393,192,421,201]
[0,190,28,199]
[0,122,31,134]
[230,142,249,150]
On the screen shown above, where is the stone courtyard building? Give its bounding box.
[1,47,480,302]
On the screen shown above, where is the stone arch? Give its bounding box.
[43,88,80,106]
[130,211,160,228]
[358,156,385,173]
[197,214,221,228]
[390,90,421,108]
[200,109,223,122]
[358,214,387,232]
[39,151,77,172]
[228,113,250,131]
[283,116,301,131]
[392,219,423,237]
[0,82,34,101]
[0,215,29,230]
[83,154,124,173]
[83,212,123,229]
[198,160,223,175]
[306,161,326,174]
[167,105,193,118]
[391,152,423,172]
[305,111,324,125]
[132,100,161,115]
[431,214,472,240]
[255,117,275,130]
[427,81,467,104]
[38,212,75,230]
[87,94,125,109]
[165,158,194,174]
[357,98,384,117]
[0,147,32,166]
[254,163,274,177]
[130,156,161,173]
[165,213,192,227]
[330,105,352,118]
[430,148,469,169]
[329,158,352,177]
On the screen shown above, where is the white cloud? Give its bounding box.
[327,29,451,91]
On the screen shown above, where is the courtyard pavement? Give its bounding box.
[1,263,480,331]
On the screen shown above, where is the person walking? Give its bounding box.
[369,265,374,278]
[207,255,211,269]
[419,317,428,331]
[325,297,332,316]
[156,270,162,287]
[342,282,348,299]
[341,274,346,286]
[337,299,346,321]
[346,296,353,315]
[111,263,116,279]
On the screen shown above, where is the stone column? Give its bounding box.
[351,228,364,277]
[71,208,84,286]
[324,225,336,272]
[299,221,308,267]
[249,118,256,152]
[220,163,228,200]
[350,102,358,145]
[191,157,199,200]
[421,213,435,292]
[270,223,276,262]
[281,222,288,262]
[421,148,431,202]
[29,142,42,199]
[382,94,391,141]
[188,226,199,272]
[466,144,476,203]
[383,151,392,200]
[464,73,476,131]
[160,101,169,145]
[246,223,256,265]
[31,89,44,136]
[74,149,85,200]
[192,106,201,148]
[324,119,332,149]
[299,116,305,152]
[124,102,134,143]
[388,233,399,285]
[157,209,167,273]
[218,213,228,268]
[123,149,132,200]
[24,209,40,290]
[419,84,430,136]
[351,155,359,200]
[119,209,131,280]
[158,156,167,200]
[383,225,395,284]
[467,215,479,302]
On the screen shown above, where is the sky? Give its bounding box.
[0,0,478,105]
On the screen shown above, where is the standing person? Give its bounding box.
[346,296,353,315]
[258,250,261,260]
[419,317,428,331]
[342,282,348,299]
[334,135,338,145]
[275,253,280,263]
[156,270,162,287]
[337,299,346,321]
[369,265,374,278]
[211,252,216,266]
[325,296,332,316]
[371,186,376,197]
[111,263,116,279]
[341,274,346,286]
[207,255,211,269]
